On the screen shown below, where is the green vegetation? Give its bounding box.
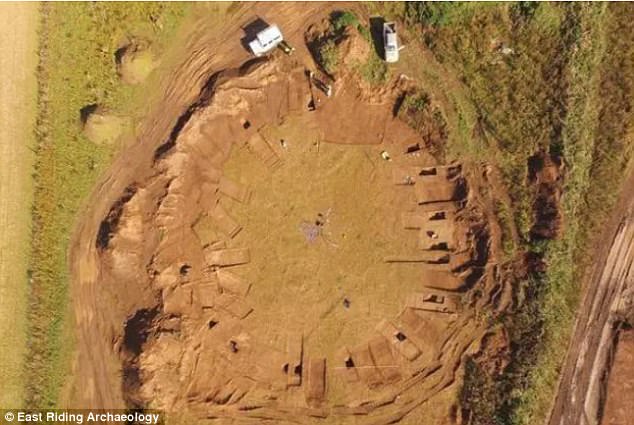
[315,10,389,85]
[404,2,488,29]
[579,2,634,248]
[318,39,340,75]
[314,11,358,75]
[389,1,634,424]
[511,4,632,422]
[494,199,518,259]
[402,91,430,111]
[357,52,389,86]
[460,357,501,423]
[26,2,189,407]
[332,10,360,32]
[21,0,634,418]
[331,10,371,41]
[406,1,575,240]
[331,11,389,85]
[397,90,447,160]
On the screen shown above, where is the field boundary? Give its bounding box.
[24,3,190,407]
[511,4,610,423]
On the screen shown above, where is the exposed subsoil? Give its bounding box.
[601,330,634,425]
[68,4,508,424]
[528,152,564,241]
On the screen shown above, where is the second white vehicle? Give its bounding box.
[383,22,399,63]
[249,24,284,57]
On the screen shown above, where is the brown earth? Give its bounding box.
[601,330,634,425]
[528,152,564,240]
[67,3,507,424]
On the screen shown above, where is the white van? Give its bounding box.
[249,25,284,57]
[383,22,399,63]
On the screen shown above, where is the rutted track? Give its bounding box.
[548,169,634,425]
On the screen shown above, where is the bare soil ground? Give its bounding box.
[68,4,507,423]
[548,167,634,425]
[602,330,634,425]
[0,2,39,408]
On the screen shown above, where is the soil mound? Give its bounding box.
[115,42,158,85]
[81,105,130,145]
[339,27,371,68]
[305,13,372,80]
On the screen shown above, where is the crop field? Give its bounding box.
[0,1,39,409]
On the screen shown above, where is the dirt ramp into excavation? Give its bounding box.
[69,3,503,423]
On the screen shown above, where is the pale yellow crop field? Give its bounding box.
[0,1,39,408]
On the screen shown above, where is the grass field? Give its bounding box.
[26,2,190,407]
[0,2,39,409]
[509,5,610,422]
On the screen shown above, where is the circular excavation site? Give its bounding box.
[76,10,503,425]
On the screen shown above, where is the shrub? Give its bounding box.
[397,90,447,160]
[358,53,389,85]
[319,39,340,74]
[331,10,359,32]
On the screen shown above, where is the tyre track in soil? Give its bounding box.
[66,2,350,409]
[548,167,634,425]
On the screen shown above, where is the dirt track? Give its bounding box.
[0,2,39,408]
[548,168,634,425]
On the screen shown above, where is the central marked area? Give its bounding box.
[223,118,421,356]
